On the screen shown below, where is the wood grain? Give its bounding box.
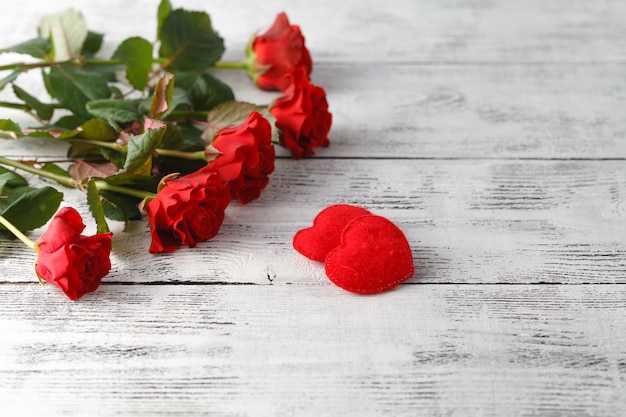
[2,63,625,159]
[0,0,624,416]
[0,284,624,416]
[0,158,623,286]
[1,0,624,63]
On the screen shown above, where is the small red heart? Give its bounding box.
[325,215,414,294]
[293,204,371,262]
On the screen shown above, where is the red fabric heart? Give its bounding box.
[293,204,371,262]
[325,215,414,294]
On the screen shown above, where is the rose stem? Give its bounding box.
[0,156,156,200]
[153,148,207,160]
[0,156,76,188]
[213,61,249,70]
[92,181,156,200]
[62,138,210,161]
[0,214,36,251]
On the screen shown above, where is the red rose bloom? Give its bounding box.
[35,207,113,301]
[146,166,231,253]
[247,12,313,91]
[210,112,275,204]
[270,68,332,159]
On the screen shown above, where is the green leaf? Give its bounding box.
[101,147,127,169]
[0,170,31,213]
[87,179,110,233]
[78,118,118,140]
[176,122,206,149]
[124,124,166,176]
[102,172,160,192]
[0,186,63,236]
[159,122,185,150]
[40,162,72,181]
[112,37,153,90]
[202,100,279,143]
[0,166,28,188]
[55,118,118,161]
[159,87,191,120]
[0,119,23,139]
[38,8,88,61]
[12,84,55,120]
[175,71,234,110]
[158,9,224,71]
[58,118,117,140]
[86,99,142,124]
[100,191,142,222]
[53,115,88,130]
[1,37,51,58]
[0,70,20,92]
[157,0,173,39]
[82,31,104,57]
[47,64,111,117]
[98,172,160,222]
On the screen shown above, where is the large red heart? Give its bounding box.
[325,215,414,294]
[293,204,371,262]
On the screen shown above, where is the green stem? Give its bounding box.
[64,137,209,161]
[0,61,56,72]
[0,156,157,201]
[0,214,36,250]
[0,156,76,188]
[154,148,207,161]
[83,58,123,66]
[213,60,249,70]
[0,101,29,111]
[93,181,156,200]
[84,57,165,67]
[166,110,209,121]
[67,138,127,154]
[0,56,165,73]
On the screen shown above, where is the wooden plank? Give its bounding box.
[1,63,625,159]
[0,0,624,63]
[1,158,623,285]
[0,284,624,416]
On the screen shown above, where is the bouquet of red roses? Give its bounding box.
[0,1,332,300]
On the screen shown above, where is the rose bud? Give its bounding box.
[35,207,113,301]
[270,67,332,159]
[146,166,231,253]
[246,12,313,91]
[209,111,275,204]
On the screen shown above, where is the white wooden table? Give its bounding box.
[1,1,625,416]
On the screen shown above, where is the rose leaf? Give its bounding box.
[174,71,234,111]
[12,84,55,120]
[81,31,104,57]
[0,37,51,59]
[86,98,142,125]
[38,8,88,61]
[112,37,154,90]
[47,65,111,118]
[0,119,23,140]
[0,186,63,237]
[124,125,166,176]
[157,0,173,39]
[158,9,224,71]
[87,179,110,234]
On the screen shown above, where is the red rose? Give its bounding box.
[210,112,275,204]
[34,207,113,301]
[270,68,332,159]
[146,166,231,253]
[247,12,313,91]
